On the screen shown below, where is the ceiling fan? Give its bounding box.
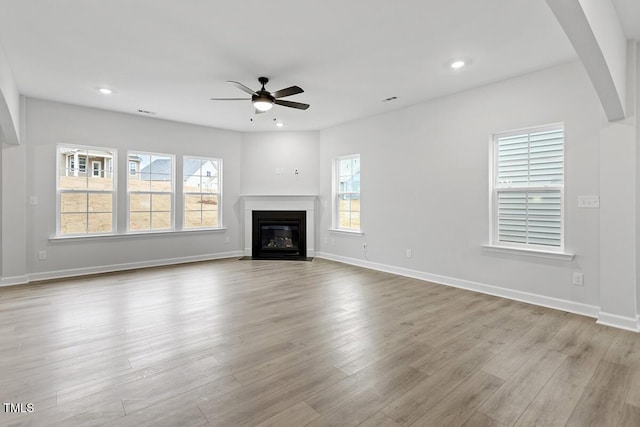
[211,77,310,113]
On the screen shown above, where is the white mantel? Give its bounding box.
[242,195,318,257]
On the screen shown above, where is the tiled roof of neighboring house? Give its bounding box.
[140,159,212,180]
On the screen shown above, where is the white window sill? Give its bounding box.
[328,228,364,236]
[50,227,227,242]
[482,244,574,261]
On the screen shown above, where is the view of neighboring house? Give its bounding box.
[139,158,219,192]
[59,147,142,179]
[59,147,114,178]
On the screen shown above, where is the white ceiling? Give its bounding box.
[0,1,636,132]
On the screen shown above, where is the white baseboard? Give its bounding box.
[3,251,244,286]
[596,311,640,332]
[0,275,29,287]
[315,252,600,320]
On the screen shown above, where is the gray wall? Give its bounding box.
[240,131,320,196]
[23,99,243,278]
[318,61,604,312]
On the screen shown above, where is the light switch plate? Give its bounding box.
[578,195,599,208]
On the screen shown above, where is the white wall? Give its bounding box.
[318,61,604,314]
[21,99,243,280]
[241,131,320,195]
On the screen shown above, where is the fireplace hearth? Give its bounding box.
[252,210,307,260]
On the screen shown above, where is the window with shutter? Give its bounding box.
[492,126,564,249]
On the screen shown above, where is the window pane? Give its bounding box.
[202,194,218,211]
[130,193,151,212]
[151,211,171,230]
[185,211,203,228]
[184,158,203,192]
[351,197,360,213]
[150,175,172,191]
[339,211,351,229]
[350,212,361,229]
[60,213,87,234]
[202,210,218,227]
[129,173,149,191]
[151,194,171,211]
[61,192,87,213]
[497,189,561,247]
[88,213,112,233]
[496,129,563,188]
[59,147,115,189]
[88,193,112,212]
[59,176,87,190]
[130,212,150,230]
[339,197,351,212]
[185,194,202,211]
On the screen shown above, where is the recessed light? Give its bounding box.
[276,122,284,128]
[450,60,465,69]
[98,88,113,95]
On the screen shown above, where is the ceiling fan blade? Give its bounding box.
[275,99,310,110]
[210,97,251,101]
[271,85,304,99]
[228,81,257,95]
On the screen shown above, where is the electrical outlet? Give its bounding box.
[38,251,47,260]
[406,249,412,258]
[572,272,584,286]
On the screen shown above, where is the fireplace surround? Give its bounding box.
[242,195,317,259]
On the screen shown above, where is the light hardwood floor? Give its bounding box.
[1,258,639,426]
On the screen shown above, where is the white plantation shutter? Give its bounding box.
[494,127,564,248]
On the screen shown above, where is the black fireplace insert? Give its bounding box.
[252,210,307,260]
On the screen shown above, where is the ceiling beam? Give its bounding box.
[546,0,627,121]
[0,44,20,145]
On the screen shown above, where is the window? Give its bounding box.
[57,145,116,235]
[91,161,101,177]
[492,125,564,249]
[334,154,361,231]
[128,152,174,231]
[183,157,221,229]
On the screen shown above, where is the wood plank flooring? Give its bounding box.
[0,258,639,426]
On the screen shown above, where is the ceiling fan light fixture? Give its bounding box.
[253,98,273,111]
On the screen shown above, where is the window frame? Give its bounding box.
[490,123,565,252]
[127,151,175,233]
[333,154,361,232]
[182,155,223,230]
[56,144,117,236]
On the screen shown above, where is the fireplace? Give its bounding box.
[252,211,307,260]
[242,195,317,258]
